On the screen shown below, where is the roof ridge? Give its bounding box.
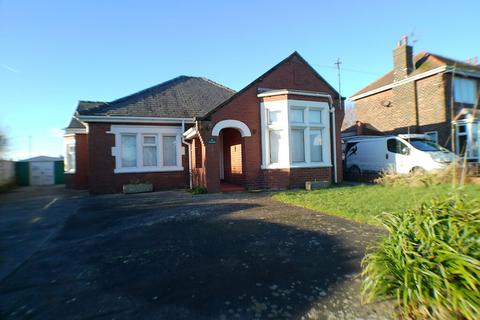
[106,75,193,106]
[199,77,236,93]
[79,100,105,104]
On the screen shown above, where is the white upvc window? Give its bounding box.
[110,125,183,173]
[454,78,478,104]
[455,120,479,160]
[261,99,331,169]
[65,143,76,173]
[142,135,158,167]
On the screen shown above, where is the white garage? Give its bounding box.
[17,156,64,186]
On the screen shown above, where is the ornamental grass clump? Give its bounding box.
[361,194,480,319]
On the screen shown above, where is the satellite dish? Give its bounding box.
[381,100,392,108]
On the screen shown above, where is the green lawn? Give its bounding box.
[272,184,480,226]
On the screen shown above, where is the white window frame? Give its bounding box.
[109,125,184,173]
[424,131,438,144]
[142,134,158,167]
[65,143,76,173]
[455,120,479,160]
[260,99,332,169]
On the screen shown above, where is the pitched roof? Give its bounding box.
[20,156,63,162]
[66,101,104,129]
[350,51,480,99]
[77,76,235,118]
[200,51,342,120]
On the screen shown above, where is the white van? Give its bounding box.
[344,134,457,175]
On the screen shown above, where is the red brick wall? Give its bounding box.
[197,54,343,192]
[87,122,189,194]
[353,72,478,151]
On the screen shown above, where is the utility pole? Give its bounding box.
[334,58,343,111]
[28,135,32,158]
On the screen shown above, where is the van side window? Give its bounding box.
[387,138,408,154]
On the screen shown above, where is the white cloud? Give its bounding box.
[0,64,18,73]
[49,128,64,138]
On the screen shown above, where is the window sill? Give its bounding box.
[114,166,184,174]
[65,170,76,174]
[261,163,332,170]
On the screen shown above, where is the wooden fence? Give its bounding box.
[0,160,15,187]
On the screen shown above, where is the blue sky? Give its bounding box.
[1,0,479,160]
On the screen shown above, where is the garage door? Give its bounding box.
[30,162,54,186]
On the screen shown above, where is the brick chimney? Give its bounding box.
[393,35,413,81]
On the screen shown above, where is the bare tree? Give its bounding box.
[0,131,7,159]
[342,102,357,130]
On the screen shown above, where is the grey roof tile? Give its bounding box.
[77,76,235,118]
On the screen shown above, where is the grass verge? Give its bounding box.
[272,184,480,226]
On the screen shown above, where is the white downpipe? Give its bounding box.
[330,106,338,184]
[181,120,193,189]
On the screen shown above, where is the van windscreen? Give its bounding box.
[409,139,447,152]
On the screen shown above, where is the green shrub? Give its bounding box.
[191,186,208,195]
[361,194,480,319]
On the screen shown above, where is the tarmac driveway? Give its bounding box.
[0,187,393,319]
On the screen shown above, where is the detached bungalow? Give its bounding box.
[64,52,344,194]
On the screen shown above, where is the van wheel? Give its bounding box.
[411,167,425,174]
[349,165,361,177]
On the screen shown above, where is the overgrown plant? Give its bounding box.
[361,195,480,319]
[191,186,208,195]
[374,163,469,187]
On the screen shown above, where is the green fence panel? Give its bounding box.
[15,162,29,186]
[54,161,64,184]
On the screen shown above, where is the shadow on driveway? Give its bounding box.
[0,192,381,319]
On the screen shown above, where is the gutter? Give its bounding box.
[78,115,195,124]
[181,120,193,189]
[330,105,338,184]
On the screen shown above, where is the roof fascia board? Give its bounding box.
[78,115,195,124]
[65,128,87,134]
[350,66,447,101]
[182,127,198,139]
[257,89,333,104]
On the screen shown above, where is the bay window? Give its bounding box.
[269,130,281,164]
[261,99,331,169]
[310,129,323,162]
[290,129,305,162]
[111,125,183,173]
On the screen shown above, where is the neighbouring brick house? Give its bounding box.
[64,52,344,194]
[349,36,480,162]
